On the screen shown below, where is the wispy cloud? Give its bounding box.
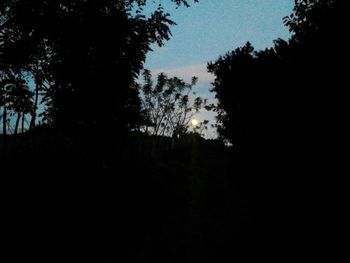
[150,63,214,86]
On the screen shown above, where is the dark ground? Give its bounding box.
[1,132,348,262]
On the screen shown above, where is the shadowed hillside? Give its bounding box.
[1,131,273,263]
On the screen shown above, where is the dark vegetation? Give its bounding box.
[1,0,348,262]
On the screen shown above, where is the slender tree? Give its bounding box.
[6,77,33,136]
[139,69,208,138]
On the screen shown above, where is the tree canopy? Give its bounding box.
[0,0,198,132]
[208,0,349,150]
[139,69,208,138]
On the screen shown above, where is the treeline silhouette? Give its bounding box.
[1,0,348,262]
[208,0,349,260]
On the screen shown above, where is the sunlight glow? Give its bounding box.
[190,118,198,128]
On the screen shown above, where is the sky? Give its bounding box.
[144,0,294,138]
[1,0,294,136]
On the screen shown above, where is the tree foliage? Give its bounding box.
[0,0,198,132]
[1,72,33,135]
[208,0,349,151]
[208,41,284,148]
[139,69,208,137]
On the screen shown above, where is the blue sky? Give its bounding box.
[144,0,294,138]
[1,1,294,136]
[145,0,294,70]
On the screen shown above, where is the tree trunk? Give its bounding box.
[2,106,7,155]
[2,106,6,136]
[14,112,21,137]
[30,82,40,130]
[22,112,25,134]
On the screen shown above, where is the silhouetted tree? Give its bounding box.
[6,77,33,136]
[0,74,33,137]
[208,2,350,258]
[0,81,10,137]
[139,69,208,138]
[0,0,198,134]
[209,0,349,150]
[208,42,255,145]
[27,52,52,131]
[208,41,283,150]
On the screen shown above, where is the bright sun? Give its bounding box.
[190,119,198,128]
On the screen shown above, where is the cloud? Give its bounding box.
[150,63,214,86]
